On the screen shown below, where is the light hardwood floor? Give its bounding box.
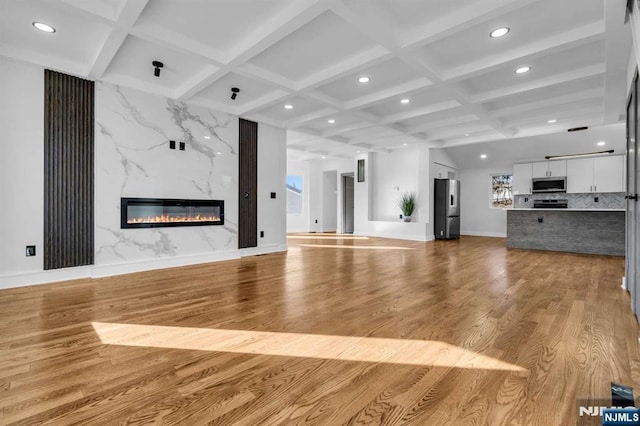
[1,235,638,425]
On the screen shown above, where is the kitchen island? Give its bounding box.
[506,208,625,256]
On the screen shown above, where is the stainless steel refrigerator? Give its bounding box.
[434,178,460,239]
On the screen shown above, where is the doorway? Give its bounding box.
[343,174,354,234]
[626,70,639,318]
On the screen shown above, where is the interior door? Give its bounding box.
[343,175,354,234]
[626,71,638,316]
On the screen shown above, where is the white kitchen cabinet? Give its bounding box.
[532,160,566,177]
[566,155,625,193]
[566,158,593,193]
[594,155,625,193]
[512,163,532,194]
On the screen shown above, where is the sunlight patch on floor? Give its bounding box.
[92,322,527,372]
[297,244,415,251]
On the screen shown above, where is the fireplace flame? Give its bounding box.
[127,214,221,224]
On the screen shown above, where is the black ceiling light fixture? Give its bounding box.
[230,87,240,100]
[152,60,164,77]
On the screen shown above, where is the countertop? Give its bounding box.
[510,208,625,212]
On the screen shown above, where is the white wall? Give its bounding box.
[257,123,287,249]
[0,58,287,288]
[322,170,337,232]
[285,157,351,233]
[458,168,508,238]
[0,58,44,277]
[371,148,420,221]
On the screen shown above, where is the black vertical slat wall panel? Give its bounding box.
[44,70,94,270]
[238,118,258,249]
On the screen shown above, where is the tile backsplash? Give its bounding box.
[514,192,625,209]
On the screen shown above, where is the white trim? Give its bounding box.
[461,231,507,238]
[239,244,288,257]
[0,245,288,290]
[353,231,434,242]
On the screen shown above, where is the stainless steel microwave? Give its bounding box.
[532,176,567,193]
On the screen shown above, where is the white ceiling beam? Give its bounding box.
[379,101,461,124]
[174,66,225,100]
[321,122,373,138]
[344,78,431,110]
[470,63,607,103]
[405,114,480,134]
[283,107,339,128]
[88,0,149,79]
[443,21,606,82]
[400,0,541,50]
[226,0,328,66]
[237,90,292,115]
[296,47,392,91]
[128,26,226,65]
[0,44,88,77]
[488,88,604,118]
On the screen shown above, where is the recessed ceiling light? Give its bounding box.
[356,150,361,153]
[547,119,557,123]
[400,98,411,104]
[328,119,335,124]
[597,141,606,146]
[464,133,470,137]
[403,143,408,146]
[32,22,56,33]
[284,104,293,109]
[216,151,222,155]
[321,156,326,159]
[204,135,211,139]
[358,76,371,83]
[489,27,510,38]
[480,154,487,159]
[515,66,531,74]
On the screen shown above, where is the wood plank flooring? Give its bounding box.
[0,235,638,425]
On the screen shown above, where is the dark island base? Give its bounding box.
[507,210,625,256]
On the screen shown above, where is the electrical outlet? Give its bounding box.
[399,214,403,219]
[169,140,176,149]
[260,231,264,238]
[270,192,276,199]
[537,216,543,223]
[179,142,185,151]
[315,219,318,223]
[594,197,599,203]
[524,197,528,202]
[26,245,36,256]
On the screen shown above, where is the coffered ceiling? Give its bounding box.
[0,0,633,161]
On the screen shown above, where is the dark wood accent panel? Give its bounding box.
[238,118,258,249]
[44,70,94,270]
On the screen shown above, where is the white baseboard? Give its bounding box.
[353,232,434,242]
[0,245,288,290]
[460,231,507,238]
[239,244,287,257]
[622,276,627,290]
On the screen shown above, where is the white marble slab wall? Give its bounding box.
[95,82,238,265]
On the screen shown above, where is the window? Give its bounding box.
[286,175,303,215]
[491,174,513,208]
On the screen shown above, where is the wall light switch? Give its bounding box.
[179,142,185,151]
[169,140,176,149]
[270,192,276,199]
[260,231,264,238]
[26,245,36,256]
[537,216,543,223]
[594,197,599,203]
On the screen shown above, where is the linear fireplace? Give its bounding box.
[121,198,224,229]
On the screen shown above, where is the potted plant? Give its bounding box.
[398,191,417,222]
